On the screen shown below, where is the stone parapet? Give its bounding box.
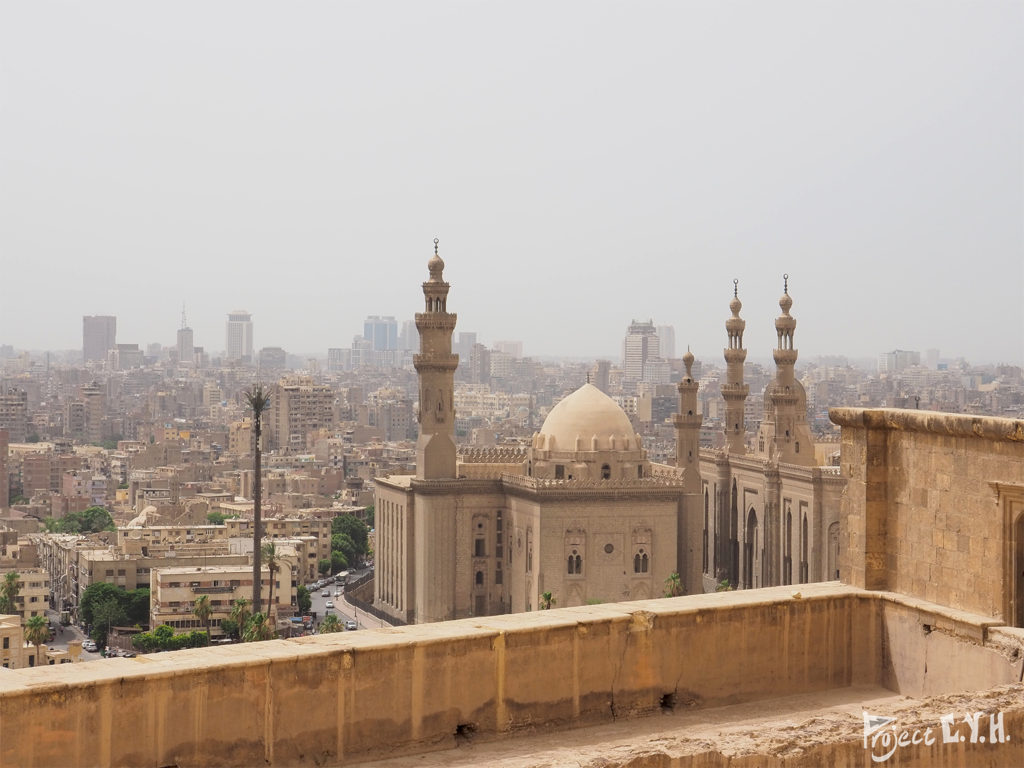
[3,584,1023,767]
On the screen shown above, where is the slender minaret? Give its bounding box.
[674,348,702,487]
[722,279,748,454]
[758,275,814,466]
[414,239,459,479]
[674,347,704,594]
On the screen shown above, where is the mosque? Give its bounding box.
[374,243,843,624]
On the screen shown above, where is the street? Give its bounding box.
[306,572,387,632]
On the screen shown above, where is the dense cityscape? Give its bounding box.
[0,279,1021,669]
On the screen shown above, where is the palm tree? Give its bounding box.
[245,383,271,614]
[261,542,280,621]
[229,598,251,641]
[664,572,683,597]
[319,614,342,634]
[0,572,19,614]
[25,614,49,667]
[539,591,555,610]
[242,612,273,643]
[193,595,213,640]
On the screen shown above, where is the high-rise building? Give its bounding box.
[493,340,523,359]
[0,389,28,443]
[267,377,335,451]
[622,320,659,383]
[878,349,920,373]
[177,306,194,365]
[398,320,419,351]
[225,311,254,363]
[656,325,676,360]
[363,316,398,351]
[82,315,116,362]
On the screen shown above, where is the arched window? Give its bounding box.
[601,464,611,480]
[568,554,575,575]
[475,571,484,586]
[633,548,649,574]
[574,554,582,574]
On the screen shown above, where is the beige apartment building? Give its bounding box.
[266,377,335,452]
[0,613,82,669]
[0,568,50,622]
[150,564,294,636]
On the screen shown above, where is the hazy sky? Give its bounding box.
[2,2,1022,365]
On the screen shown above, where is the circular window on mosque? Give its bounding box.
[604,543,614,554]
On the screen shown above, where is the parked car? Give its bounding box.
[321,590,329,597]
[82,640,97,653]
[344,620,357,631]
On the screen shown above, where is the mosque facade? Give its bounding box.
[374,246,842,624]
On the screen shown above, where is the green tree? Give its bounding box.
[229,598,251,640]
[80,582,124,627]
[246,384,271,614]
[125,588,150,625]
[25,614,50,665]
[218,618,238,640]
[296,585,312,614]
[242,612,273,643]
[91,597,129,647]
[42,506,116,534]
[318,558,332,576]
[0,572,19,614]
[664,572,684,597]
[331,515,368,558]
[331,532,357,564]
[539,591,555,610]
[152,624,175,650]
[330,551,348,573]
[319,614,342,634]
[716,579,735,592]
[364,505,375,529]
[193,595,213,640]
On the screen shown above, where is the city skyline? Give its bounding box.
[1,3,1021,364]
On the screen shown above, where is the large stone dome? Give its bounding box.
[537,383,637,452]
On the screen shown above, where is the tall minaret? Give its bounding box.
[758,275,814,466]
[414,239,459,480]
[675,348,704,594]
[674,348,702,488]
[722,280,748,454]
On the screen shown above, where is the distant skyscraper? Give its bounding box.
[226,311,254,363]
[399,320,419,351]
[622,320,659,383]
[82,315,116,362]
[177,305,194,365]
[656,325,676,360]
[878,349,920,374]
[363,315,398,351]
[494,340,523,358]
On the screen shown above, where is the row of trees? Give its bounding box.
[42,506,115,534]
[79,582,151,646]
[319,514,371,575]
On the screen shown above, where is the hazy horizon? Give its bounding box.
[2,3,1021,365]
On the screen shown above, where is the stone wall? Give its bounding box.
[3,583,1023,766]
[831,408,1024,619]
